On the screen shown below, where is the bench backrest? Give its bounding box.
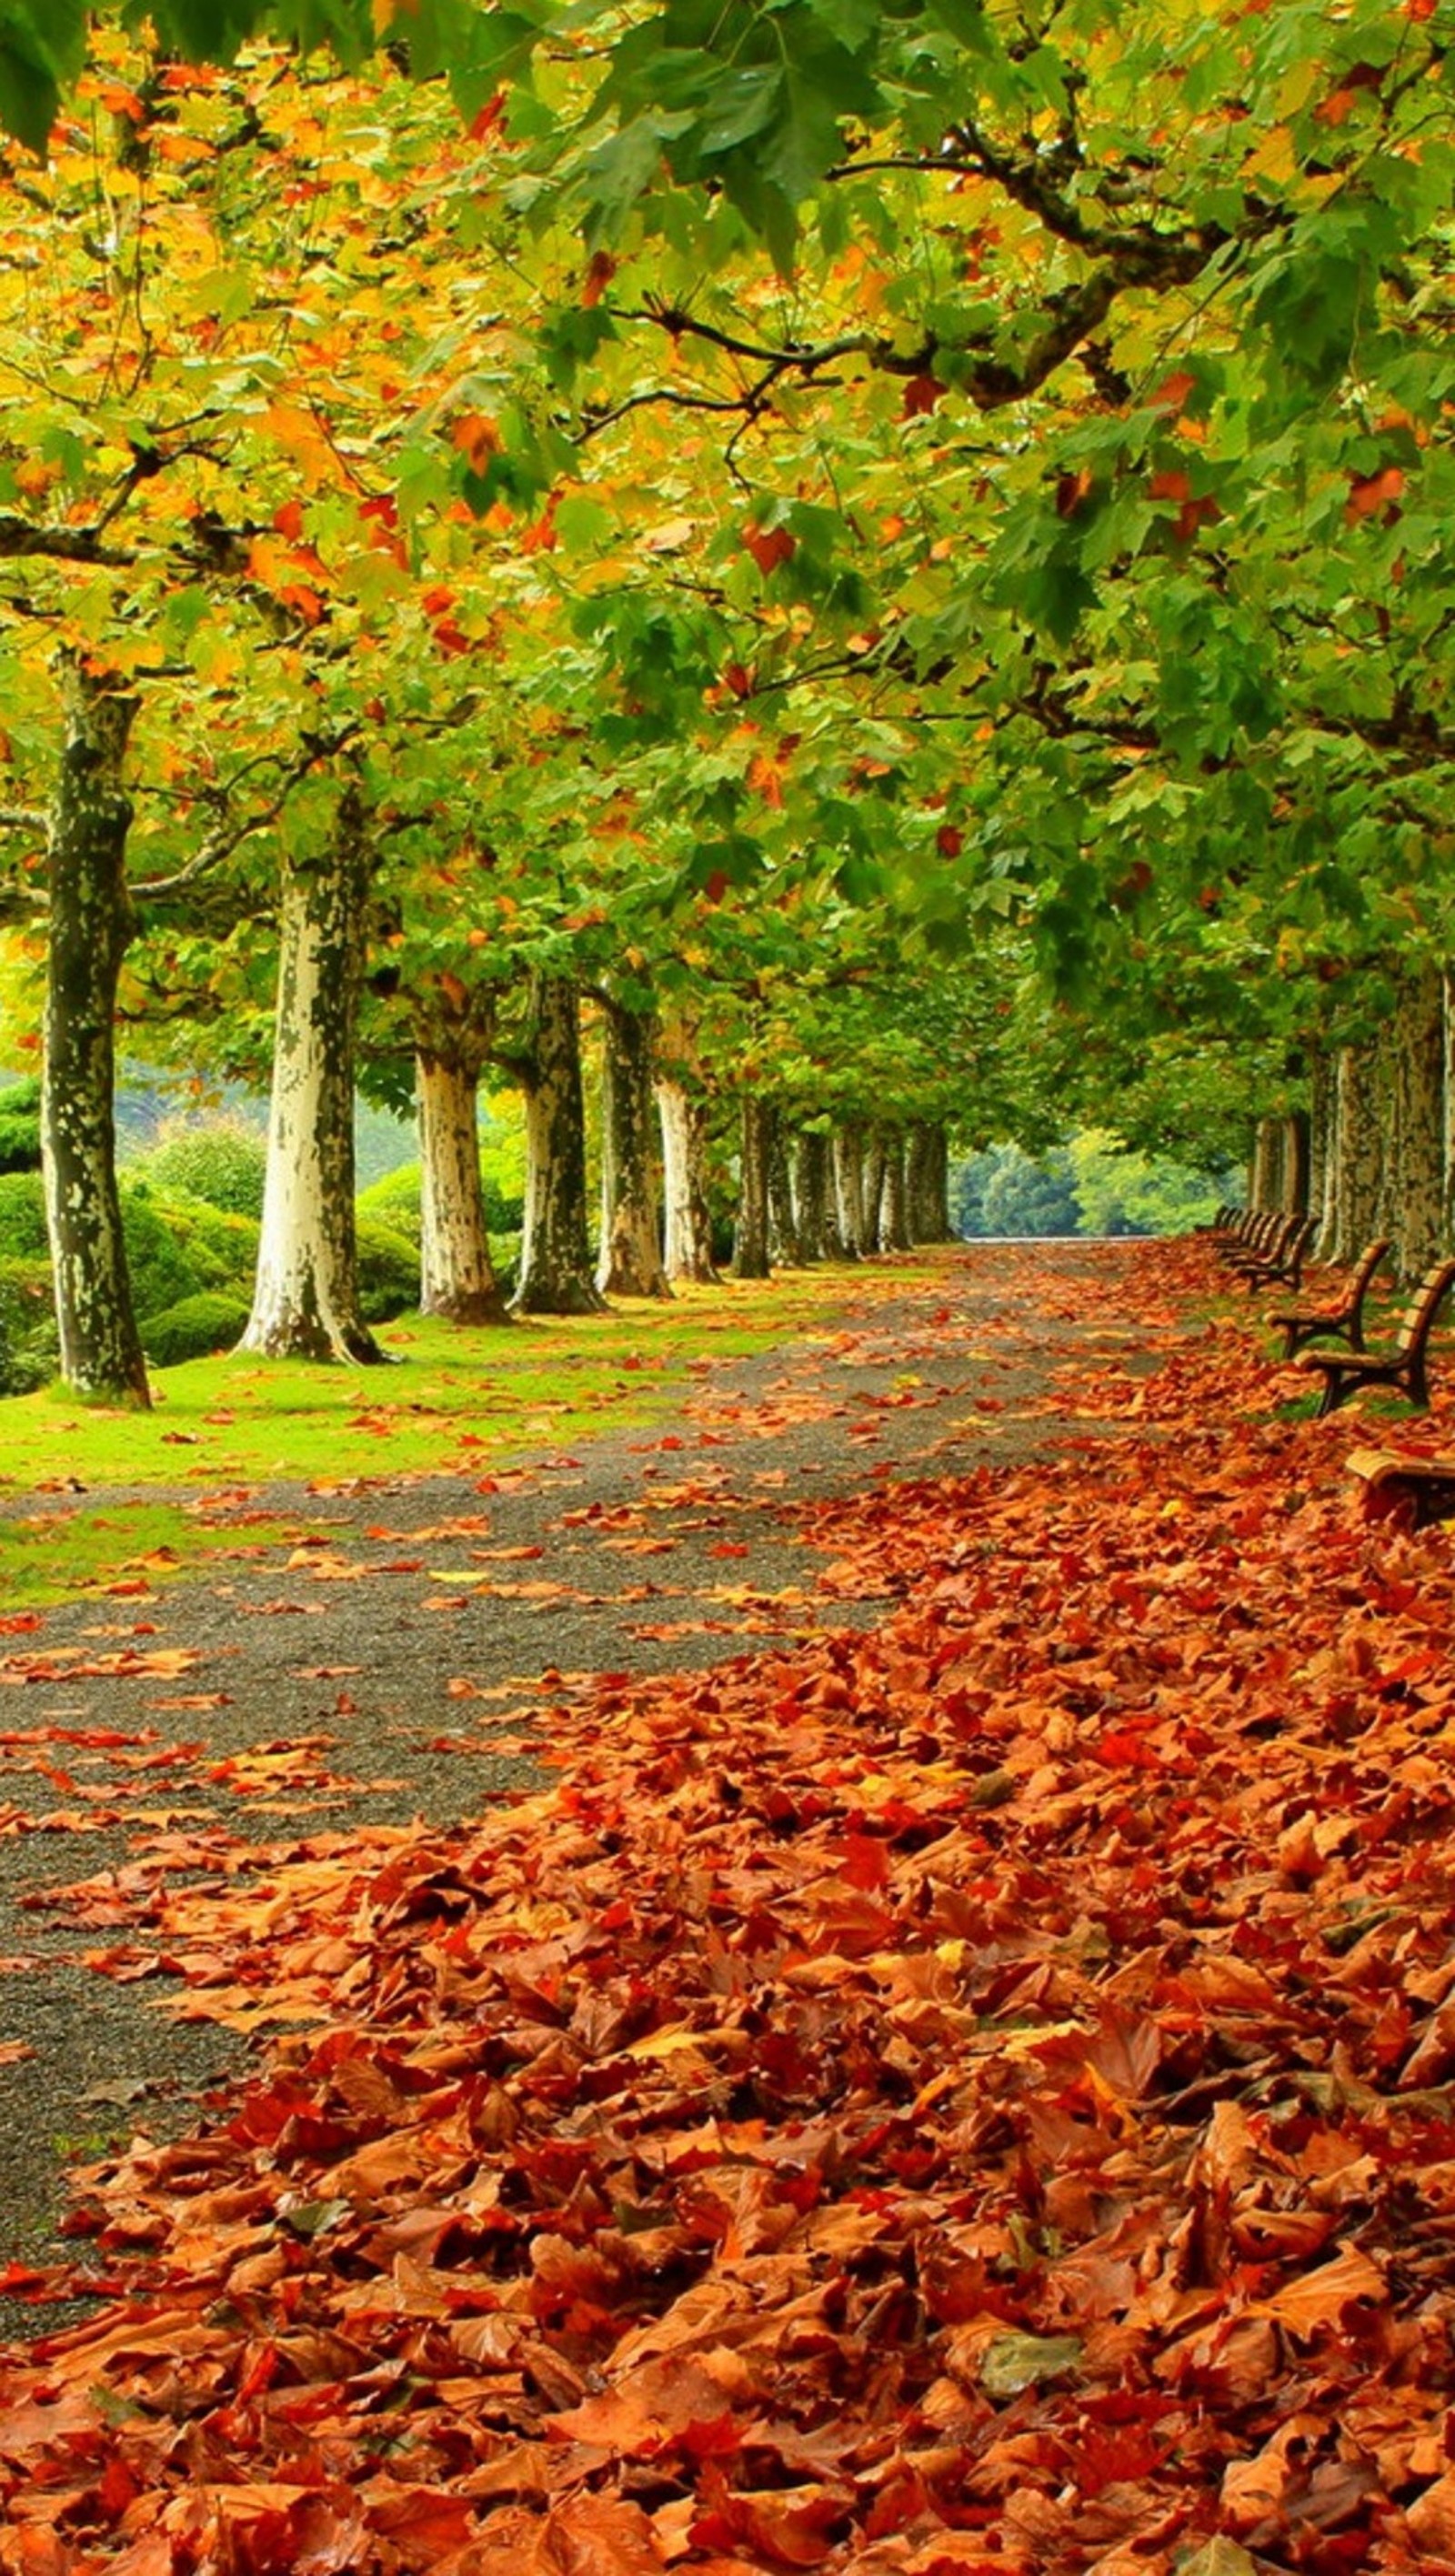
[1345,1238,1390,1308]
[1393,1259,1455,1358]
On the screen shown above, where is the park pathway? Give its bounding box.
[0,1241,1159,2294]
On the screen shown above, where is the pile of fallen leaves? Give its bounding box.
[5,1241,1455,2576]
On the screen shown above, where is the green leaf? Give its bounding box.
[0,0,80,154]
[979,2330,1082,2397]
[1175,2545,1259,2576]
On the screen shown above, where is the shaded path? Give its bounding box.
[0,1244,1160,2290]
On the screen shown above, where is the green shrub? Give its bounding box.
[118,1183,256,1317]
[356,1156,526,1248]
[0,1255,58,1394]
[142,1290,251,1368]
[0,1172,50,1262]
[140,1121,267,1218]
[492,1230,521,1301]
[0,1078,42,1177]
[357,1163,423,1248]
[356,1215,418,1322]
[0,1175,259,1343]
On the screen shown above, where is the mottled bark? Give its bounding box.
[881,1131,912,1252]
[417,1052,509,1324]
[1327,1043,1385,1267]
[1370,1013,1403,1261]
[1281,1112,1310,1217]
[1390,965,1447,1281]
[1444,971,1455,1250]
[514,976,604,1314]
[863,1131,889,1253]
[597,1001,668,1298]
[792,1130,830,1262]
[1250,1117,1284,1216]
[907,1120,951,1241]
[1310,1055,1338,1261]
[767,1110,802,1266]
[657,1077,718,1283]
[832,1125,868,1258]
[732,1096,772,1279]
[241,786,385,1362]
[42,659,149,1407]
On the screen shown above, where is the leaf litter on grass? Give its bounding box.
[5,1241,1455,2570]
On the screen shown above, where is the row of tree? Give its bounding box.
[0,2,1450,1401]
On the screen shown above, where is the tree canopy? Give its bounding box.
[0,0,1452,1391]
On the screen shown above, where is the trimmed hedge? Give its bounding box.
[0,1078,41,1177]
[140,1123,267,1218]
[0,1172,50,1262]
[142,1291,252,1368]
[356,1216,418,1322]
[0,1255,58,1395]
[0,1168,418,1381]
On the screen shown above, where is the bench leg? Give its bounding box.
[1317,1371,1348,1419]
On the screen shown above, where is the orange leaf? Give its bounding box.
[902,372,947,418]
[470,88,507,139]
[743,523,796,576]
[452,413,503,475]
[1345,465,1405,524]
[582,250,617,307]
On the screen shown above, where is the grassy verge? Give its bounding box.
[0,1261,945,1607]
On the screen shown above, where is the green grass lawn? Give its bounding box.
[0,1264,944,1607]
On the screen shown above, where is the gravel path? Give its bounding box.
[0,1243,1157,2319]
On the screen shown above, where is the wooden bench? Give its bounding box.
[1227,1211,1301,1280]
[1349,1448,1455,1529]
[1243,1216,1315,1295]
[1295,1258,1455,1418]
[1269,1238,1390,1361]
[1219,1209,1283,1268]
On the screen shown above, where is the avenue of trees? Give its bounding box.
[0,0,1452,1402]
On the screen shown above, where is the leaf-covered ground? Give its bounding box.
[3,1240,1454,2576]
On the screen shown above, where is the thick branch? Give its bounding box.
[0,515,135,566]
[132,725,361,900]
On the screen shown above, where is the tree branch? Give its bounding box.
[131,725,361,900]
[0,515,135,567]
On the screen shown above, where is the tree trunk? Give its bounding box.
[514,976,604,1314]
[767,1109,802,1266]
[907,1120,950,1241]
[832,1124,868,1258]
[1444,971,1455,1251]
[1310,1054,1338,1260]
[732,1096,772,1279]
[1250,1117,1283,1216]
[1390,965,1447,1281]
[792,1129,830,1262]
[657,1077,718,1283]
[597,1000,668,1298]
[42,660,150,1407]
[240,785,385,1362]
[1281,1112,1310,1216]
[881,1132,912,1251]
[863,1130,889,1252]
[417,1051,509,1324]
[1327,1043,1385,1266]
